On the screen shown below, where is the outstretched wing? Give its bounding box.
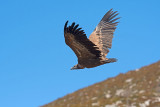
[64,21,101,60]
[89,9,120,57]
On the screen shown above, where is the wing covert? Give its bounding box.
[64,21,101,59]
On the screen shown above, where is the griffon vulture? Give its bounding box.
[64,9,120,70]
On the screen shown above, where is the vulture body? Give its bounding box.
[64,9,120,70]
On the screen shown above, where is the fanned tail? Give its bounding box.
[105,58,117,63]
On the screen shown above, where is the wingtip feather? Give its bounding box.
[64,21,69,32]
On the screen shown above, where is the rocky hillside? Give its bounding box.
[42,61,160,107]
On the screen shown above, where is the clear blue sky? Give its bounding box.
[0,0,160,107]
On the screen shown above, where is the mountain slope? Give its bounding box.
[42,61,160,107]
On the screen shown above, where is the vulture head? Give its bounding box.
[71,64,84,70]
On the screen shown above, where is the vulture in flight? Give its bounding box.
[64,9,120,70]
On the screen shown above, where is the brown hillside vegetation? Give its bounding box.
[42,61,160,107]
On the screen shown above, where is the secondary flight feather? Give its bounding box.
[64,9,120,70]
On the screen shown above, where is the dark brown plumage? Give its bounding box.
[64,9,120,70]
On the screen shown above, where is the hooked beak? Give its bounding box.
[70,66,77,70]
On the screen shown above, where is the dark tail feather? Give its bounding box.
[105,58,117,63]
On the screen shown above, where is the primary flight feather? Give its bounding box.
[64,9,120,70]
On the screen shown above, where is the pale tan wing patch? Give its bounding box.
[89,9,120,58]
